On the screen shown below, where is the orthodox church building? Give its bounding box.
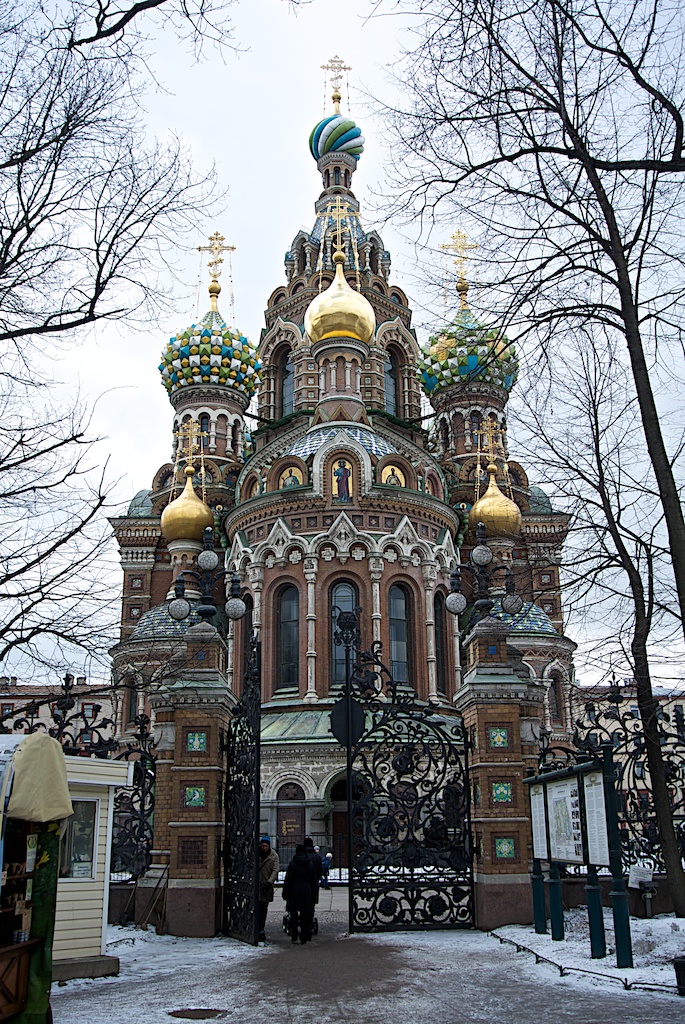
[109,68,575,934]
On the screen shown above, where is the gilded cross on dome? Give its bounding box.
[442,230,478,310]
[198,231,236,313]
[321,55,351,113]
[175,419,205,464]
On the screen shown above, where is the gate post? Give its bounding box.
[454,616,545,930]
[149,620,236,937]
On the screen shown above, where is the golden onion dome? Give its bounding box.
[160,465,214,542]
[469,463,522,541]
[304,252,376,346]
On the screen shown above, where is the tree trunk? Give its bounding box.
[631,637,685,916]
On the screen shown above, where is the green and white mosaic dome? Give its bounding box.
[418,309,518,395]
[159,309,261,397]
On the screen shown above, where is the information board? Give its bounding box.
[547,776,584,864]
[582,769,610,867]
[529,782,548,860]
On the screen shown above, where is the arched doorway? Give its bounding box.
[276,782,305,863]
[328,776,366,868]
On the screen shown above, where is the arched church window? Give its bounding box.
[549,673,563,724]
[276,585,299,689]
[344,170,350,188]
[334,167,341,186]
[199,414,210,449]
[384,350,399,416]
[389,584,412,684]
[241,595,254,681]
[325,170,330,188]
[277,350,294,418]
[434,592,448,695]
[231,421,240,457]
[277,782,305,801]
[470,412,482,447]
[330,580,359,692]
[441,421,450,452]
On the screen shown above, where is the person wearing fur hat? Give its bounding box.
[258,835,279,942]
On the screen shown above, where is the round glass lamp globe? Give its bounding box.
[445,591,467,616]
[225,597,247,621]
[501,593,523,615]
[168,597,191,621]
[197,549,219,572]
[471,544,494,566]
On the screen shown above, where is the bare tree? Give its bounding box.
[511,331,685,912]
[0,382,118,675]
[376,0,685,911]
[379,0,685,644]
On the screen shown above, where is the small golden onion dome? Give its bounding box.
[160,465,214,542]
[469,463,522,541]
[304,252,376,346]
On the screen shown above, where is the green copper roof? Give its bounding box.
[261,709,338,744]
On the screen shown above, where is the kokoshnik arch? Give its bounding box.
[109,64,577,936]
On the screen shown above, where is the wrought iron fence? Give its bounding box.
[0,674,156,880]
[539,680,685,873]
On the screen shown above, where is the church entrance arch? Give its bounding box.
[276,782,305,865]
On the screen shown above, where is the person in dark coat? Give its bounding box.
[282,844,315,944]
[303,836,323,908]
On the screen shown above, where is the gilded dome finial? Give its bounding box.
[442,229,478,311]
[198,231,236,316]
[468,462,522,542]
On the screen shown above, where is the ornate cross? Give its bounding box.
[197,231,236,283]
[442,230,478,310]
[175,419,205,464]
[321,55,352,93]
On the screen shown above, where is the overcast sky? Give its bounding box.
[58,0,427,507]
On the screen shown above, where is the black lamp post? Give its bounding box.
[445,521,523,623]
[168,526,247,624]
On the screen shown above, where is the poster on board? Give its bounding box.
[529,782,548,860]
[547,776,584,864]
[582,769,611,867]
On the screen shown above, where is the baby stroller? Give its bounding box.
[282,911,319,935]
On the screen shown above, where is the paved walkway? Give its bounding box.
[53,888,684,1024]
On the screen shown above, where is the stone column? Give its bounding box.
[304,556,319,702]
[369,556,384,645]
[422,561,438,701]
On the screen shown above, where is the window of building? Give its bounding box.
[1,704,13,717]
[278,351,294,418]
[60,799,97,879]
[127,686,137,725]
[389,585,411,684]
[276,586,299,689]
[384,351,399,416]
[331,581,359,691]
[334,167,340,185]
[241,595,254,680]
[548,674,563,724]
[470,412,481,447]
[277,783,305,801]
[81,703,97,720]
[199,413,210,448]
[434,592,448,695]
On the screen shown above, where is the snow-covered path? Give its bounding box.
[52,894,685,1024]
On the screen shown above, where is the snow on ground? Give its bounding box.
[492,908,684,992]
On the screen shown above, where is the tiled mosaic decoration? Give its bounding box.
[186,731,207,752]
[184,786,206,808]
[289,425,396,460]
[492,782,513,804]
[495,836,516,859]
[488,727,509,749]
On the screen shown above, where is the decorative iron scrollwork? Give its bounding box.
[346,642,473,930]
[539,681,685,872]
[0,675,157,880]
[223,633,261,944]
[111,714,157,879]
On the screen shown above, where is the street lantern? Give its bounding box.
[167,526,247,624]
[446,521,522,621]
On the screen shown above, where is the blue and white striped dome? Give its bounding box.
[309,115,365,161]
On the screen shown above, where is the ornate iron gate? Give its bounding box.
[223,634,261,944]
[346,640,473,931]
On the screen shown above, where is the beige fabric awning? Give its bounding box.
[7,733,73,822]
